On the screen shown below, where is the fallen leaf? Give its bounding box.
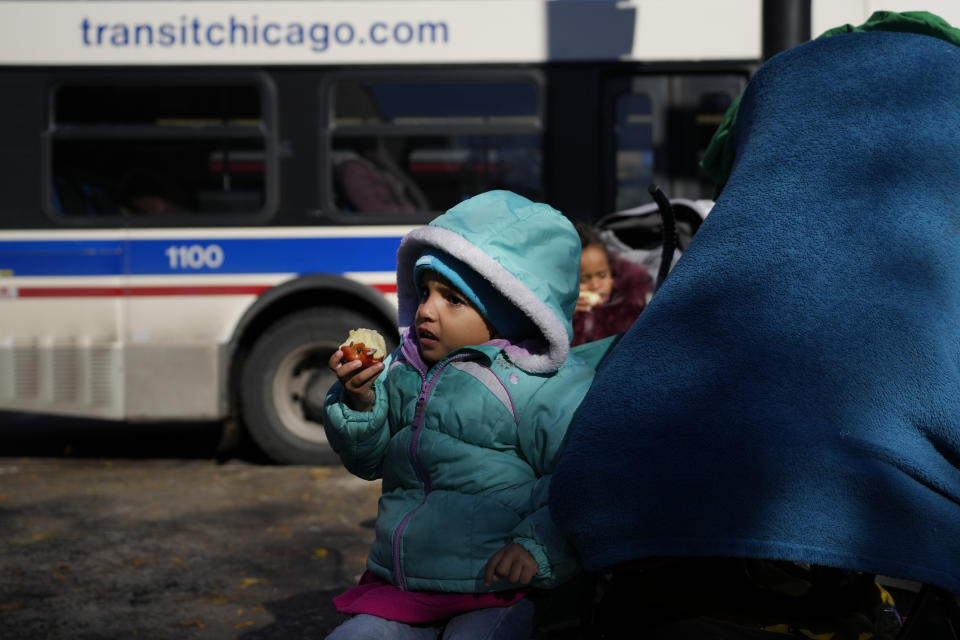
[309,467,332,482]
[311,548,328,560]
[0,602,23,612]
[239,578,262,589]
[7,533,48,546]
[234,621,256,629]
[176,619,205,629]
[132,557,158,567]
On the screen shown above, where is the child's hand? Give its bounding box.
[575,290,601,314]
[328,349,384,412]
[483,543,538,586]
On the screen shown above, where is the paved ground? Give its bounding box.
[0,414,379,640]
[2,414,956,640]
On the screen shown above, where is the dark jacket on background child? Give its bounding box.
[572,257,652,346]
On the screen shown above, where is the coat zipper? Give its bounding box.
[391,352,472,590]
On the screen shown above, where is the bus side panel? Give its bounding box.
[0,331,124,419]
[124,343,223,420]
[122,288,265,420]
[0,235,126,419]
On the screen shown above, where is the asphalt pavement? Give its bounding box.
[0,413,379,639]
[2,414,957,640]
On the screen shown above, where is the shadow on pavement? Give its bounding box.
[0,410,268,463]
[239,589,351,639]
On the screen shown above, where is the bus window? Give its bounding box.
[327,75,543,215]
[615,92,657,211]
[49,80,268,217]
[606,75,670,211]
[693,91,735,194]
[673,75,746,198]
[608,74,746,210]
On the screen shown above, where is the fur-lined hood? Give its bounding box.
[396,190,580,374]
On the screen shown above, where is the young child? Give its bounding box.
[572,222,652,346]
[321,190,596,639]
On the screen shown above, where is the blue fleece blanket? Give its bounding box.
[550,30,960,594]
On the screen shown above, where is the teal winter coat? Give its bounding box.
[323,191,595,593]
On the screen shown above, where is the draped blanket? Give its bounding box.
[549,30,960,593]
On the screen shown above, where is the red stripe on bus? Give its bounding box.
[15,283,398,297]
[18,286,272,297]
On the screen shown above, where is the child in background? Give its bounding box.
[321,190,595,639]
[572,222,653,346]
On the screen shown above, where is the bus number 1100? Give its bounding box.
[165,244,225,270]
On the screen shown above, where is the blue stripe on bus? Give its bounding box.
[0,236,403,276]
[0,240,124,276]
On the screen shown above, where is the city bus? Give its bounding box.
[1,0,947,464]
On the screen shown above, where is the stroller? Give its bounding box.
[593,193,712,292]
[546,12,960,640]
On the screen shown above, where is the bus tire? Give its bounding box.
[239,307,394,465]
